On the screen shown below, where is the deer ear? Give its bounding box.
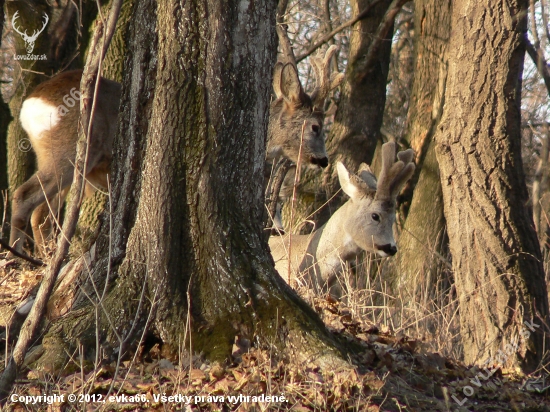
[357,163,377,191]
[280,63,303,104]
[272,62,285,99]
[337,162,363,200]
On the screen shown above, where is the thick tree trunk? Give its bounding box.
[435,0,549,371]
[37,0,347,371]
[394,0,451,300]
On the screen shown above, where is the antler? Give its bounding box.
[374,142,415,202]
[11,11,28,39]
[310,45,345,110]
[29,13,49,41]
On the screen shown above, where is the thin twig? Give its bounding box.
[287,121,306,283]
[0,238,45,266]
[296,0,385,63]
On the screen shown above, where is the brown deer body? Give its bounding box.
[269,142,415,298]
[9,70,120,255]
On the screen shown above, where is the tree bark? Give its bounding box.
[37,0,347,371]
[435,0,549,371]
[394,0,451,300]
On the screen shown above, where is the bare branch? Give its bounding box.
[0,238,45,266]
[277,0,297,66]
[356,0,409,83]
[296,0,385,63]
[542,0,550,45]
[525,38,550,97]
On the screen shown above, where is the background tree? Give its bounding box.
[393,0,451,302]
[435,0,549,370]
[72,0,135,255]
[321,0,398,210]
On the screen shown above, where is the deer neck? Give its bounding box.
[316,200,361,261]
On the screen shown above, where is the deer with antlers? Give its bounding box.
[12,11,49,54]
[269,142,415,298]
[265,45,344,232]
[267,45,343,168]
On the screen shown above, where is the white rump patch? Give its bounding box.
[20,97,60,140]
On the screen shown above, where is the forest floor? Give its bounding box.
[1,258,550,411]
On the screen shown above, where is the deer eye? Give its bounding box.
[311,124,320,134]
[371,213,380,222]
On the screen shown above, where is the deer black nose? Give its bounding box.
[310,156,328,168]
[377,244,397,256]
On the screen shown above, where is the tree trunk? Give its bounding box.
[0,99,10,237]
[435,0,549,371]
[282,0,395,233]
[37,0,347,371]
[394,0,451,301]
[72,0,135,257]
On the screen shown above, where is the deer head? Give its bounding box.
[337,142,415,257]
[12,11,49,54]
[267,45,344,168]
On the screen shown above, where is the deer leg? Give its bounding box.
[9,170,72,255]
[30,187,69,257]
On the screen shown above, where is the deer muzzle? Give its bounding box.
[376,244,397,257]
[310,156,328,168]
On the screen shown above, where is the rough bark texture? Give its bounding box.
[435,0,549,371]
[37,0,347,371]
[394,0,451,299]
[279,0,395,234]
[323,0,394,192]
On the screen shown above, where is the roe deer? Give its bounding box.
[269,142,415,298]
[8,70,121,256]
[267,45,343,168]
[266,45,344,231]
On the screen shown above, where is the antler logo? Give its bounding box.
[12,11,49,54]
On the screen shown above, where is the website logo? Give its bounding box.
[12,10,48,60]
